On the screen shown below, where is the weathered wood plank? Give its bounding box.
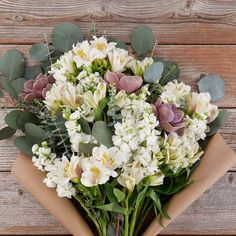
[1,45,236,108]
[1,0,236,44]
[0,172,236,234]
[0,108,235,172]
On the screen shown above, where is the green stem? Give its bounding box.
[74,195,103,236]
[123,193,130,236]
[129,204,139,236]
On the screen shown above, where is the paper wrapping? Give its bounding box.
[11,153,94,236]
[143,133,236,236]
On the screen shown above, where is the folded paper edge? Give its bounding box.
[143,133,236,236]
[11,152,94,236]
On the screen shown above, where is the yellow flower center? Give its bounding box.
[96,42,106,51]
[90,167,100,177]
[77,49,86,59]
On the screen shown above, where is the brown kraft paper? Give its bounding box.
[11,152,94,236]
[143,133,236,236]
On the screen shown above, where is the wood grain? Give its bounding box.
[0,0,236,44]
[1,44,236,108]
[1,172,236,235]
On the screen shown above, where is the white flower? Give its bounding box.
[127,57,153,76]
[83,81,107,110]
[108,47,132,72]
[160,81,191,107]
[112,90,129,108]
[81,159,111,187]
[90,36,116,59]
[44,81,83,111]
[56,183,76,198]
[149,170,165,186]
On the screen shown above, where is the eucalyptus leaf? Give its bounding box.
[52,23,84,52]
[79,142,98,156]
[0,126,16,140]
[0,49,25,80]
[0,76,18,99]
[17,111,38,130]
[108,37,128,50]
[25,123,46,138]
[113,188,125,203]
[207,110,228,136]
[0,89,3,97]
[24,65,42,80]
[131,26,154,56]
[92,121,113,147]
[5,110,23,129]
[12,78,26,94]
[144,62,164,84]
[78,117,91,134]
[14,136,33,156]
[29,43,49,61]
[94,203,127,215]
[198,74,225,101]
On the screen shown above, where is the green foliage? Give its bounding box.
[113,188,125,203]
[94,97,109,121]
[79,143,98,156]
[17,111,38,130]
[207,110,228,136]
[24,65,42,80]
[78,117,91,134]
[0,49,25,80]
[95,203,127,215]
[108,37,128,50]
[0,127,16,140]
[14,136,33,156]
[12,78,26,94]
[131,26,154,56]
[0,76,18,99]
[29,43,49,61]
[144,62,164,84]
[5,110,23,129]
[52,23,84,52]
[25,123,46,138]
[198,74,225,101]
[92,121,113,147]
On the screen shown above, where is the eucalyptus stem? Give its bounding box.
[74,195,103,236]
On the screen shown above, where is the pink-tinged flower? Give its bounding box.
[20,73,55,103]
[153,98,186,134]
[104,70,143,95]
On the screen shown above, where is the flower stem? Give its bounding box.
[129,204,139,236]
[123,194,130,236]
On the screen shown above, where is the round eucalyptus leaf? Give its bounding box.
[5,110,23,129]
[29,43,49,61]
[0,76,18,99]
[24,65,42,80]
[0,49,25,80]
[52,23,84,52]
[92,121,113,147]
[25,123,46,138]
[0,126,16,140]
[14,136,33,156]
[17,111,38,130]
[130,26,154,56]
[79,143,98,156]
[144,62,164,84]
[207,110,228,136]
[12,78,26,94]
[198,74,225,101]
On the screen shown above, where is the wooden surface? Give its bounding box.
[0,0,236,235]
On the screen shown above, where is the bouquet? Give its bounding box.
[0,23,234,236]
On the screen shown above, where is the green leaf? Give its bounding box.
[94,97,109,121]
[113,188,125,203]
[24,65,42,80]
[198,74,225,101]
[17,111,38,130]
[25,123,46,138]
[92,121,113,147]
[52,23,84,52]
[94,203,127,215]
[79,142,98,156]
[12,78,26,94]
[104,184,118,203]
[78,117,91,134]
[0,76,18,99]
[0,127,16,140]
[29,43,49,61]
[130,26,154,56]
[14,136,33,156]
[5,110,23,129]
[108,37,128,50]
[144,62,164,84]
[207,110,228,136]
[0,49,25,80]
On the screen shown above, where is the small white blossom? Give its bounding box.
[127,57,153,76]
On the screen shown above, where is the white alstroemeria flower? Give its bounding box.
[44,81,83,111]
[81,159,111,187]
[108,47,132,72]
[92,145,127,177]
[127,57,153,76]
[160,80,191,107]
[83,82,107,109]
[112,90,129,108]
[73,40,93,68]
[56,183,76,198]
[149,170,165,186]
[90,36,116,59]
